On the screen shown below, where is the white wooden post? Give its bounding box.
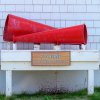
[6,42,12,96]
[6,70,12,96]
[34,44,40,50]
[6,43,16,96]
[88,70,94,95]
[53,45,61,90]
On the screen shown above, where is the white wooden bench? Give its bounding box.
[1,44,99,96]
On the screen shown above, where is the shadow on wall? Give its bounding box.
[0,71,88,94]
[0,70,6,94]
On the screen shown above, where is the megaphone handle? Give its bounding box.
[53,45,61,50]
[7,42,11,50]
[79,44,86,50]
[13,43,17,50]
[34,44,40,50]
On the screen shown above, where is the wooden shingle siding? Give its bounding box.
[0,1,100,50]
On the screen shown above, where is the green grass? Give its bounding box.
[0,87,100,100]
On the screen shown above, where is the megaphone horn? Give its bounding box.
[13,24,87,45]
[3,14,56,42]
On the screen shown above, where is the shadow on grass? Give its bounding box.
[0,87,100,100]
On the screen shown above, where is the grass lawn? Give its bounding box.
[0,88,100,100]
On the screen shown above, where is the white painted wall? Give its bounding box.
[0,0,100,94]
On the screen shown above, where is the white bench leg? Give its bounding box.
[6,70,12,96]
[88,70,94,95]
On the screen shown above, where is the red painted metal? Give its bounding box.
[3,14,55,42]
[13,24,87,45]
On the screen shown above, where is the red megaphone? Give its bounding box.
[3,14,55,42]
[13,24,87,45]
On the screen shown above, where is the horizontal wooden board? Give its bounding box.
[31,51,70,66]
[1,50,99,62]
[1,61,99,70]
[1,50,99,70]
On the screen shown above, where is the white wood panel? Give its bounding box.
[1,50,99,62]
[1,62,99,70]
